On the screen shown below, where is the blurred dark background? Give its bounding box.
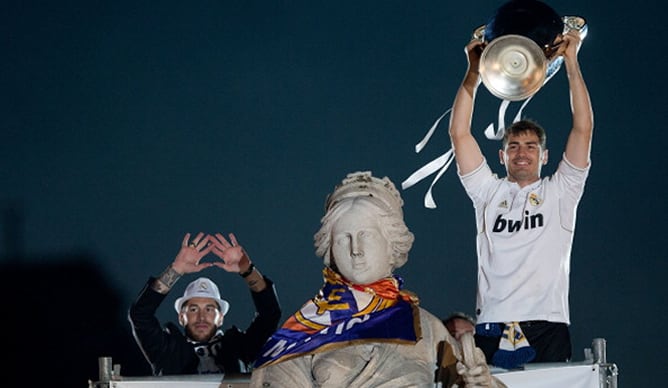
[2,1,666,386]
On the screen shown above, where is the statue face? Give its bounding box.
[330,199,393,284]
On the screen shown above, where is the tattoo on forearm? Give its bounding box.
[154,265,181,293]
[247,275,267,292]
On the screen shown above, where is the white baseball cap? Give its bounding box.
[174,277,230,316]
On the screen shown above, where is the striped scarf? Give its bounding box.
[253,267,421,368]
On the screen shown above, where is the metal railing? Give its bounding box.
[89,338,618,388]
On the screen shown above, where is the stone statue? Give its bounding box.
[250,171,499,387]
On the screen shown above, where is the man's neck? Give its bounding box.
[507,176,541,188]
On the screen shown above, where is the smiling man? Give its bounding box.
[447,27,594,369]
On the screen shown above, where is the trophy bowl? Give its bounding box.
[479,34,547,101]
[474,0,588,101]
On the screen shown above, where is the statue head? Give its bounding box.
[314,171,414,283]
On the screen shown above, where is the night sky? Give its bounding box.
[3,1,666,386]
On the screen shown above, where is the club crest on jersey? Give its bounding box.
[529,193,542,206]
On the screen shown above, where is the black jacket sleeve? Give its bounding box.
[224,277,282,366]
[127,278,199,375]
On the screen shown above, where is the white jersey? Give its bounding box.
[460,155,589,325]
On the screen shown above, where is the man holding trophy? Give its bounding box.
[447,0,594,370]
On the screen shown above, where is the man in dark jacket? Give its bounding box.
[128,231,281,375]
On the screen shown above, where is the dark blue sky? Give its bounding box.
[3,1,666,385]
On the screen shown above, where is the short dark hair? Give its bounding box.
[442,311,476,326]
[502,119,547,149]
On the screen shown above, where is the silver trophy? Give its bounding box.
[473,0,587,101]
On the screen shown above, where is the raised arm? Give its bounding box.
[560,30,594,168]
[449,39,486,175]
[208,232,268,292]
[152,232,215,294]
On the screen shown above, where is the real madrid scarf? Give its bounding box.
[253,267,422,369]
[476,321,536,369]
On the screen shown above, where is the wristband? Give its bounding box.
[239,263,255,278]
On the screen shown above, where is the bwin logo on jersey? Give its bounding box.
[493,211,544,233]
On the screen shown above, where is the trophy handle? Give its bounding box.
[543,16,587,64]
[563,16,587,39]
[472,24,486,42]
